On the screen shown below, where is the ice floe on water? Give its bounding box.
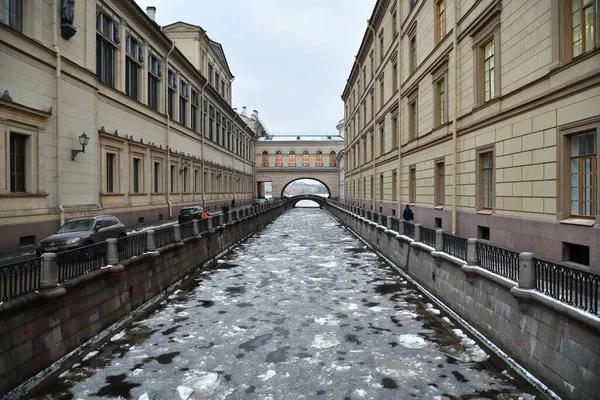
[425,303,441,315]
[258,369,277,381]
[398,334,428,349]
[355,388,367,397]
[81,351,99,362]
[314,315,340,325]
[138,393,149,400]
[311,332,340,349]
[110,330,126,342]
[318,261,338,268]
[451,328,490,363]
[182,370,220,393]
[177,385,193,400]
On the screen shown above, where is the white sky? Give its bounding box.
[133,0,375,133]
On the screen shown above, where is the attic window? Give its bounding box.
[297,136,300,140]
[327,136,332,139]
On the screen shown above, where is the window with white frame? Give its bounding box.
[179,80,188,125]
[125,32,143,100]
[96,9,120,87]
[3,0,22,32]
[167,70,176,120]
[9,132,27,192]
[191,90,198,132]
[148,52,161,111]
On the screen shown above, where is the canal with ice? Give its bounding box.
[29,207,537,399]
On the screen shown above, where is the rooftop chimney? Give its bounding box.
[242,106,247,116]
[253,110,258,118]
[146,6,156,21]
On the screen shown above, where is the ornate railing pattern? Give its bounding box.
[477,241,519,281]
[154,226,175,248]
[420,226,436,247]
[117,232,147,260]
[390,217,400,233]
[180,221,195,239]
[443,233,468,260]
[403,221,415,239]
[0,257,42,301]
[57,242,107,282]
[535,258,599,315]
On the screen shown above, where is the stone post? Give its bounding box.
[386,216,392,230]
[398,220,405,235]
[378,213,382,225]
[106,238,118,265]
[146,229,156,252]
[518,252,536,290]
[40,253,58,289]
[435,229,444,252]
[218,214,224,226]
[192,220,199,235]
[207,216,214,230]
[173,224,181,242]
[414,224,421,242]
[467,238,478,266]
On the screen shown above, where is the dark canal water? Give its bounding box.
[28,207,537,400]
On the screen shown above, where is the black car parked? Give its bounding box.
[178,206,203,224]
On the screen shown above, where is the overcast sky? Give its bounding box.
[133,0,375,134]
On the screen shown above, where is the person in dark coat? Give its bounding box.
[231,198,236,208]
[403,205,414,221]
[222,204,229,214]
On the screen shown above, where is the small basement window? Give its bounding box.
[563,242,590,266]
[20,235,36,247]
[478,226,490,241]
[435,218,442,229]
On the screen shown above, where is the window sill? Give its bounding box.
[129,193,149,196]
[434,205,444,210]
[408,202,415,206]
[559,218,595,227]
[101,193,126,197]
[477,209,493,215]
[0,192,49,198]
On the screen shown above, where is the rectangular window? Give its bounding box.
[410,36,416,73]
[380,79,385,108]
[409,99,417,140]
[191,90,198,131]
[436,0,446,43]
[409,167,416,203]
[262,152,269,167]
[572,0,597,57]
[106,153,115,193]
[170,165,176,193]
[435,161,445,206]
[302,152,309,166]
[436,78,446,126]
[275,152,282,166]
[392,62,398,92]
[316,152,323,167]
[96,12,118,87]
[392,170,397,202]
[153,161,161,193]
[9,133,26,193]
[370,135,374,161]
[179,80,188,125]
[392,116,398,149]
[379,35,384,62]
[379,174,384,200]
[564,242,590,266]
[483,40,495,102]
[194,170,199,192]
[370,93,374,120]
[363,139,367,163]
[570,131,597,217]
[133,158,141,193]
[410,0,418,9]
[379,125,384,155]
[363,103,367,126]
[221,79,225,97]
[209,106,214,140]
[330,152,337,167]
[148,53,161,111]
[289,152,296,166]
[480,151,494,209]
[3,0,22,31]
[370,53,374,79]
[392,11,397,36]
[208,63,214,85]
[167,70,176,119]
[125,33,143,100]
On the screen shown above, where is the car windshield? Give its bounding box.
[181,208,194,214]
[57,219,93,233]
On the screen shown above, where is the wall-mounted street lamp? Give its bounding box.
[71,133,89,161]
[179,160,190,174]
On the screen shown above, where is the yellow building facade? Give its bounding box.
[342,0,600,270]
[0,0,255,253]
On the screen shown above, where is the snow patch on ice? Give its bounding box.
[177,385,193,400]
[441,316,453,325]
[318,261,338,268]
[132,368,143,376]
[138,393,149,400]
[311,332,340,349]
[258,369,276,381]
[451,328,490,362]
[82,351,99,362]
[398,334,428,349]
[355,389,367,397]
[58,370,69,378]
[110,330,126,342]
[183,371,220,393]
[315,315,340,326]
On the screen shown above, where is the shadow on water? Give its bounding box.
[92,373,140,398]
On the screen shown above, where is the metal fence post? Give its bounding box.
[174,224,181,242]
[435,229,444,252]
[41,253,58,290]
[107,238,118,265]
[147,229,156,252]
[414,224,421,242]
[192,220,199,235]
[518,252,535,290]
[467,238,478,266]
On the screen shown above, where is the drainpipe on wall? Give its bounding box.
[451,0,459,234]
[396,0,402,217]
[200,80,209,207]
[165,42,175,218]
[52,0,64,225]
[230,77,236,201]
[366,20,376,211]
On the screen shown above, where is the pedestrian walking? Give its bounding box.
[202,207,210,219]
[231,198,236,208]
[403,204,414,221]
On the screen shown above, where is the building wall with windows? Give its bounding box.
[343,0,600,271]
[0,0,255,253]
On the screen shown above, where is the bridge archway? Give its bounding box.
[280,177,331,199]
[285,194,327,208]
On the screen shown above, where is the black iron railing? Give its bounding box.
[154,226,175,248]
[117,232,147,260]
[535,258,599,315]
[366,211,372,221]
[443,232,468,260]
[223,213,231,224]
[0,257,42,301]
[404,221,415,239]
[380,214,388,227]
[371,212,378,223]
[390,217,400,233]
[198,218,210,233]
[477,241,519,281]
[180,221,194,239]
[420,226,436,247]
[58,242,107,282]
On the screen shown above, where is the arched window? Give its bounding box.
[329,151,337,167]
[275,151,282,166]
[289,151,296,166]
[302,151,310,166]
[316,151,323,167]
[261,151,269,167]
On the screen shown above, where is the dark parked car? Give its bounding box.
[178,206,203,224]
[36,215,127,256]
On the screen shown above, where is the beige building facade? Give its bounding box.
[342,0,600,270]
[255,134,344,199]
[0,0,255,253]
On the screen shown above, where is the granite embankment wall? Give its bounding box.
[0,204,287,395]
[326,204,599,400]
